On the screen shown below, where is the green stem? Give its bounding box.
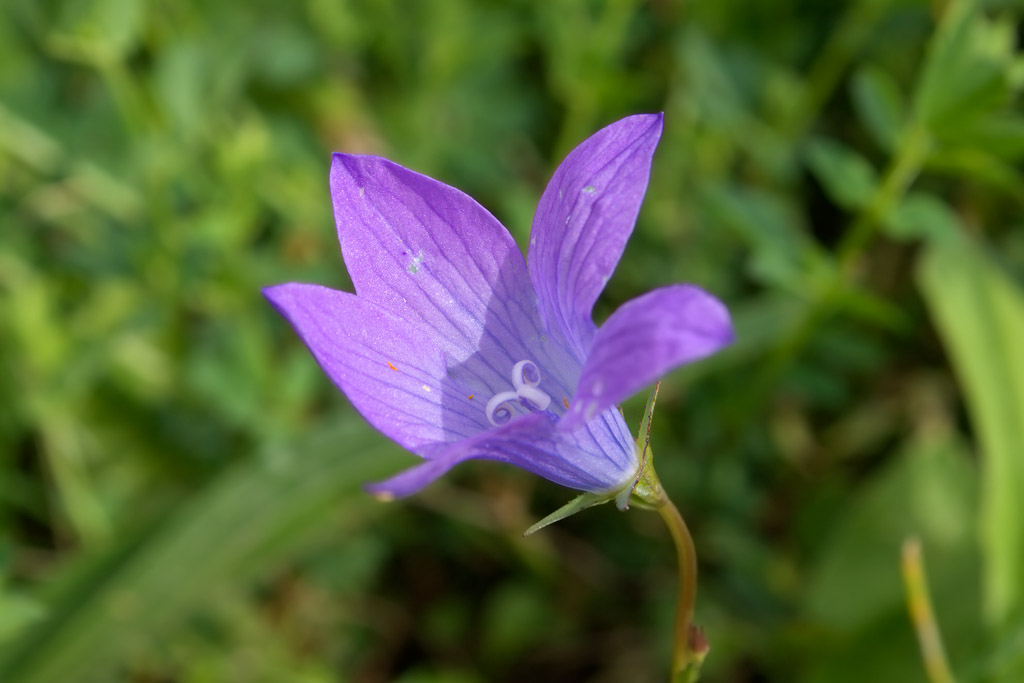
[836,124,932,275]
[632,386,707,680]
[656,495,699,676]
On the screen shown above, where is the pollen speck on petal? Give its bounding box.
[407,250,424,274]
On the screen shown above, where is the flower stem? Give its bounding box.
[656,494,701,679]
[631,384,707,681]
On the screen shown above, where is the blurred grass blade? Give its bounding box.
[902,538,957,683]
[0,420,407,683]
[918,238,1024,627]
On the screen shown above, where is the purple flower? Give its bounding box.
[264,114,733,500]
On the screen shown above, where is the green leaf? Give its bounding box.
[701,183,816,291]
[804,137,879,211]
[918,237,1024,628]
[0,588,45,645]
[883,191,961,243]
[806,435,978,631]
[53,0,145,62]
[851,64,905,153]
[803,435,980,683]
[925,146,1024,201]
[948,114,1024,162]
[912,0,1016,138]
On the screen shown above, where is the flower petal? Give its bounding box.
[528,114,663,358]
[368,409,639,498]
[263,283,494,448]
[560,284,734,430]
[363,447,467,500]
[330,154,538,371]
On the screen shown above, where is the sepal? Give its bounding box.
[525,381,669,534]
[523,490,617,536]
[618,382,666,510]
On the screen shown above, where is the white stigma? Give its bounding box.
[485,359,552,426]
[510,360,551,410]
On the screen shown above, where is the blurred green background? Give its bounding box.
[2,0,1023,681]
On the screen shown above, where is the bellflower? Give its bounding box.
[264,114,733,501]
